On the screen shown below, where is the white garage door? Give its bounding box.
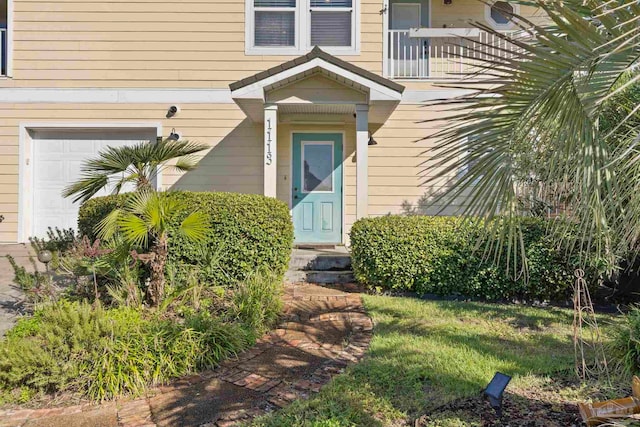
[32,129,157,238]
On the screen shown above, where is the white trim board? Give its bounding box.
[17,122,163,243]
[0,88,237,104]
[0,88,473,104]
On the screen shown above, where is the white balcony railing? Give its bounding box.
[387,28,520,80]
[0,28,6,76]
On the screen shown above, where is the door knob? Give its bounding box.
[294,195,299,199]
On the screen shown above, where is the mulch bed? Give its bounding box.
[415,394,582,426]
[414,374,597,426]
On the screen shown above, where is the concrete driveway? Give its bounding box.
[0,244,33,336]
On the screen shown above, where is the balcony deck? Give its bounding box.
[387,28,520,80]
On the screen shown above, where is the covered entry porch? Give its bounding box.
[230,47,404,245]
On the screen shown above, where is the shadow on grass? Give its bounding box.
[253,296,586,426]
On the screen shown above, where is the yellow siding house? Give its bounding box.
[0,0,545,245]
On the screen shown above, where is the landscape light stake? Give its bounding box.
[36,249,55,301]
[37,250,52,273]
[572,269,609,382]
[483,372,512,417]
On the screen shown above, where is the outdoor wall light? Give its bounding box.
[168,128,182,141]
[368,132,378,146]
[166,105,180,118]
[484,372,511,417]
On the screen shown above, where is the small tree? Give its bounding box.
[63,139,209,203]
[96,190,208,307]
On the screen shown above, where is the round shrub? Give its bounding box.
[78,191,294,286]
[350,216,578,302]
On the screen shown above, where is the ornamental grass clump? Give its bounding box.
[230,268,284,336]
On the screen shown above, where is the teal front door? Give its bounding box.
[292,133,343,244]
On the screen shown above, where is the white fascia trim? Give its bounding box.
[0,88,471,104]
[401,89,477,103]
[20,121,163,135]
[0,88,236,104]
[231,58,403,102]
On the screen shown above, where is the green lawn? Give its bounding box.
[251,294,619,427]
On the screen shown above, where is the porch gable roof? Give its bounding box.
[229,46,405,98]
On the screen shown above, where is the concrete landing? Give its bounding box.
[286,247,354,284]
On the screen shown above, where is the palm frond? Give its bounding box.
[62,174,110,203]
[421,0,640,273]
[179,212,209,243]
[96,208,123,241]
[62,139,208,202]
[117,214,150,248]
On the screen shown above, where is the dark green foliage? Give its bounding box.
[350,216,579,302]
[610,306,640,375]
[0,301,251,401]
[230,269,284,336]
[29,227,77,254]
[78,191,294,286]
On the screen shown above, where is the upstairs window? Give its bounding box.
[247,0,359,55]
[310,0,353,47]
[254,0,297,47]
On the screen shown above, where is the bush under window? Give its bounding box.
[78,191,294,286]
[350,216,586,302]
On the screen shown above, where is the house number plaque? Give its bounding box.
[265,118,273,166]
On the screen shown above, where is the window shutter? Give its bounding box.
[310,11,352,46]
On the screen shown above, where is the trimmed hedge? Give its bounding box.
[350,216,577,302]
[78,191,294,286]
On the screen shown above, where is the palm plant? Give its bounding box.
[63,139,209,203]
[424,0,640,274]
[96,190,208,307]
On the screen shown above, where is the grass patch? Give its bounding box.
[251,295,619,427]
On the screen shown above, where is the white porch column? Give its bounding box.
[356,104,369,219]
[263,104,277,198]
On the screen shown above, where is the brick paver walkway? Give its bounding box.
[0,283,373,427]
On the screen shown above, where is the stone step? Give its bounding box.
[285,270,355,285]
[289,249,352,272]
